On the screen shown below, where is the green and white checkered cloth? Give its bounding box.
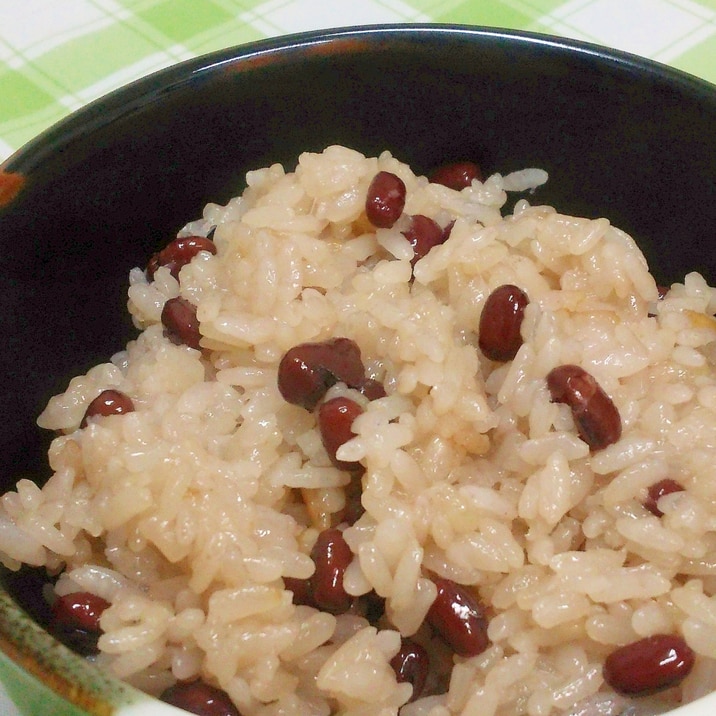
[2,0,716,163]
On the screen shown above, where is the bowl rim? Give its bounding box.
[2,22,715,176]
[1,22,716,716]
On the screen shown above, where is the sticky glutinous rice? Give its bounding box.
[2,145,716,716]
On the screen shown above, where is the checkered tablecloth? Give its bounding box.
[2,0,716,164]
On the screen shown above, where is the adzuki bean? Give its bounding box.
[390,638,429,701]
[310,528,353,614]
[277,338,366,410]
[358,378,386,401]
[365,171,406,228]
[649,285,670,317]
[159,680,241,716]
[283,576,315,608]
[341,473,366,526]
[357,589,386,624]
[402,214,445,266]
[50,592,109,656]
[318,396,364,472]
[429,161,483,190]
[547,364,622,451]
[644,479,684,517]
[161,296,202,350]
[147,235,217,280]
[441,220,456,244]
[81,389,134,428]
[478,284,529,362]
[603,634,695,697]
[426,578,489,658]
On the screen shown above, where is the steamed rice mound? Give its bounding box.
[2,145,716,716]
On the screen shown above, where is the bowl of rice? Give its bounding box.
[1,23,716,716]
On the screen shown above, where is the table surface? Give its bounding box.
[1,1,716,714]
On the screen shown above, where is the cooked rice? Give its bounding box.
[2,145,716,715]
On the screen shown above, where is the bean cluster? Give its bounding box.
[276,333,491,701]
[50,593,243,714]
[366,163,625,456]
[150,234,217,350]
[76,234,217,427]
[276,163,693,711]
[149,234,217,350]
[364,164,479,272]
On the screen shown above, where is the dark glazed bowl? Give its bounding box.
[0,24,715,716]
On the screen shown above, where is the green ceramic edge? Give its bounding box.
[0,654,93,716]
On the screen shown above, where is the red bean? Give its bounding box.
[402,214,446,266]
[283,576,315,608]
[429,161,483,190]
[50,592,109,656]
[277,338,366,411]
[603,634,695,697]
[147,236,217,280]
[649,285,670,317]
[441,220,456,243]
[51,592,108,632]
[358,378,386,401]
[547,365,622,451]
[341,473,366,526]
[310,528,353,614]
[81,389,134,428]
[478,284,529,362]
[357,589,385,624]
[159,680,240,716]
[426,578,489,658]
[161,296,202,350]
[644,479,684,517]
[365,171,406,228]
[318,397,364,472]
[390,638,429,701]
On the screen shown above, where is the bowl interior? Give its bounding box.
[0,23,715,714]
